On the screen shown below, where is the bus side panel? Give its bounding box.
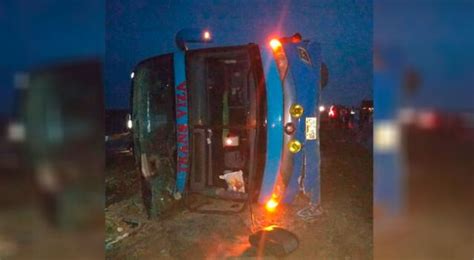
[173,52,189,194]
[257,50,284,204]
[283,41,321,204]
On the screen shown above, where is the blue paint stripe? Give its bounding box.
[173,52,188,193]
[258,48,284,204]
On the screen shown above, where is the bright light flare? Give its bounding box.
[224,136,239,147]
[269,39,282,50]
[127,119,133,129]
[319,105,325,112]
[263,225,278,231]
[130,72,135,79]
[203,31,211,40]
[265,198,279,212]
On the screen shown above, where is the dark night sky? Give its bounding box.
[375,1,474,111]
[2,1,471,117]
[0,0,104,117]
[105,0,373,109]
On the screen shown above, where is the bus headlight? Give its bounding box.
[288,140,302,153]
[290,104,304,118]
[284,122,295,135]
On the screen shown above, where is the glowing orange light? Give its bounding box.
[263,225,278,231]
[225,138,233,145]
[269,39,282,50]
[203,31,211,40]
[265,198,279,212]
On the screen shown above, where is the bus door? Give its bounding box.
[186,45,265,199]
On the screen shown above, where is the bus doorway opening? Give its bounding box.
[186,44,266,203]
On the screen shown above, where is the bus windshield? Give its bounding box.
[132,54,176,158]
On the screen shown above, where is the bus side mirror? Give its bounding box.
[321,62,329,89]
[175,28,212,51]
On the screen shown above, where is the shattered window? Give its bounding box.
[132,54,176,156]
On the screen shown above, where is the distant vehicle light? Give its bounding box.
[329,105,335,118]
[290,104,304,118]
[418,111,437,129]
[269,39,282,50]
[7,122,25,142]
[319,105,325,112]
[350,110,355,115]
[203,31,211,40]
[265,197,279,212]
[127,119,133,129]
[130,72,135,79]
[288,140,302,153]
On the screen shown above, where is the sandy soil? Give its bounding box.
[105,127,373,259]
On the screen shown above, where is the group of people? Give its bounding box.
[327,104,373,129]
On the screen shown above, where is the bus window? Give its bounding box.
[131,54,176,215]
[132,54,176,158]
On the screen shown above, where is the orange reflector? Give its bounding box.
[265,198,279,212]
[269,39,282,50]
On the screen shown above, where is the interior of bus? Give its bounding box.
[186,44,266,202]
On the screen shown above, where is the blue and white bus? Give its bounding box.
[130,29,327,216]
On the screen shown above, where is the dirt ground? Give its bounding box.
[374,127,474,259]
[0,168,104,259]
[105,127,373,259]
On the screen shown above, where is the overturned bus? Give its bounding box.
[130,29,328,217]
